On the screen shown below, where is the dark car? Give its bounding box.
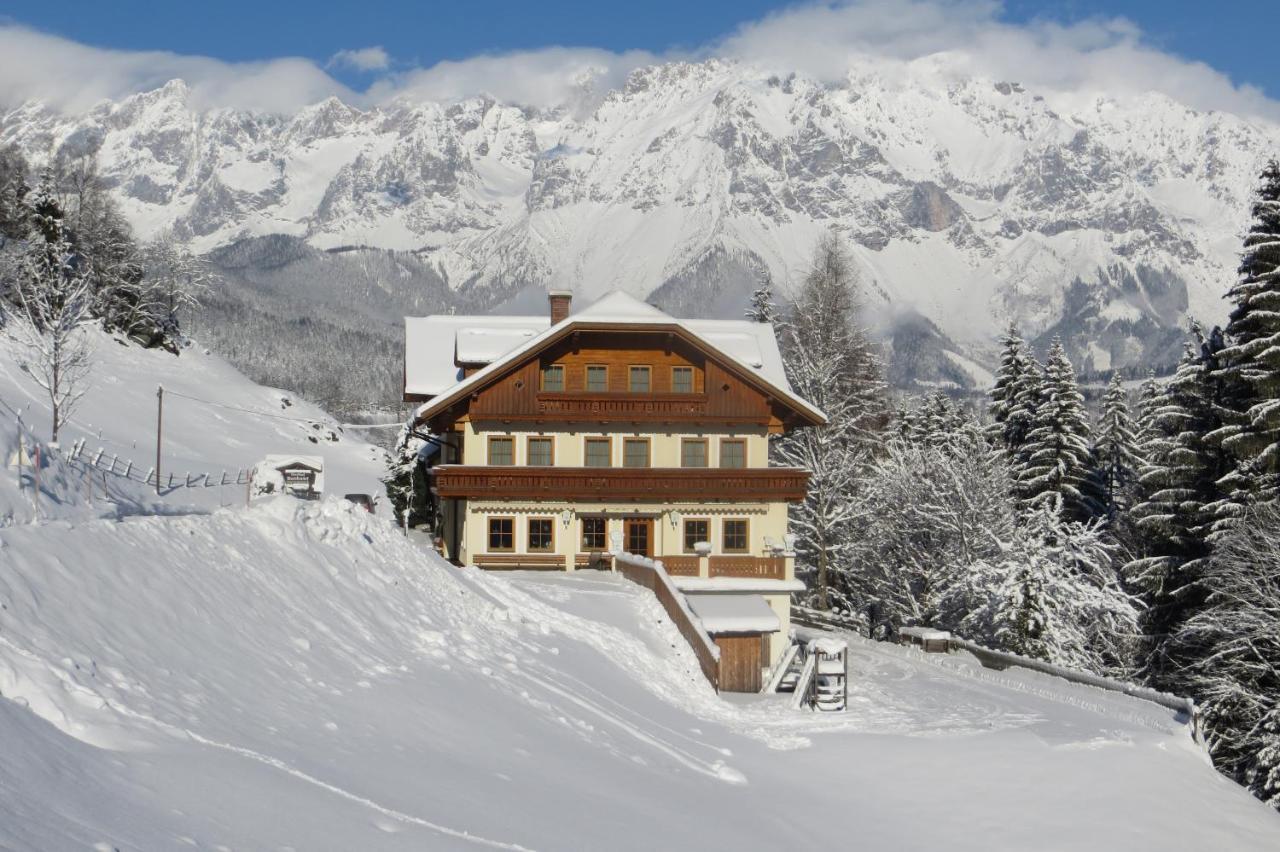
[344,493,375,513]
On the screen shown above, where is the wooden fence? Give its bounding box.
[65,438,251,491]
[613,551,721,692]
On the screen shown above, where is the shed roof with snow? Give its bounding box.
[686,594,781,635]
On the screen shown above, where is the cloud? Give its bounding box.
[0,24,353,113]
[1,3,1277,123]
[710,1,1280,121]
[327,46,391,72]
[365,47,656,111]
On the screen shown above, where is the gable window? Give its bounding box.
[488,436,514,466]
[672,366,694,394]
[683,519,709,554]
[528,517,554,552]
[719,439,746,469]
[527,436,553,466]
[623,438,650,468]
[581,517,607,550]
[629,366,651,393]
[541,364,565,392]
[723,518,749,553]
[681,438,708,468]
[488,517,514,552]
[586,365,608,392]
[585,437,612,467]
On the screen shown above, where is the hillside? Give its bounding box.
[2,496,1279,849]
[0,327,390,525]
[4,57,1276,386]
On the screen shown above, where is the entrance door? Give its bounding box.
[624,518,653,557]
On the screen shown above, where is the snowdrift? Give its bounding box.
[1,496,1278,850]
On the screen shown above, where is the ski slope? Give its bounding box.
[0,496,1277,850]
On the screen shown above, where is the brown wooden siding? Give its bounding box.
[462,331,773,426]
[708,556,786,580]
[715,635,764,693]
[433,466,810,502]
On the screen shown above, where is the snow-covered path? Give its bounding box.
[0,503,1277,850]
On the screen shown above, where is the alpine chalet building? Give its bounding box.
[404,290,824,676]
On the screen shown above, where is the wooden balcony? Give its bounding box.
[432,465,811,502]
[535,392,709,421]
[709,555,786,580]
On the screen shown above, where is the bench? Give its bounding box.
[898,626,952,653]
[473,554,565,570]
[574,552,612,570]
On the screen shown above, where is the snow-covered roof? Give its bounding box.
[406,291,824,426]
[674,577,807,595]
[685,594,781,635]
[262,454,324,471]
[405,315,548,396]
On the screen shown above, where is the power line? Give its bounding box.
[163,389,403,429]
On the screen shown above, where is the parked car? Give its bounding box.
[344,493,375,513]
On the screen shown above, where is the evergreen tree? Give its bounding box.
[995,558,1052,662]
[1093,374,1142,516]
[744,281,778,325]
[1176,502,1280,811]
[989,324,1031,448]
[775,232,887,609]
[1126,328,1234,690]
[1217,158,1280,504]
[384,423,432,529]
[1005,351,1045,483]
[1018,338,1096,518]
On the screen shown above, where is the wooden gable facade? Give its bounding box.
[417,324,820,435]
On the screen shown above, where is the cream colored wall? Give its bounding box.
[460,421,771,469]
[460,501,792,566]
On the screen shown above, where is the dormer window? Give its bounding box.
[541,365,565,392]
[629,366,651,393]
[672,366,694,394]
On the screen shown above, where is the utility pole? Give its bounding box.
[155,385,164,495]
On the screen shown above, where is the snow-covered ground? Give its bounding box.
[1,334,1278,849]
[0,328,390,524]
[1,497,1277,850]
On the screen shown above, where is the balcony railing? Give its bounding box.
[432,465,810,502]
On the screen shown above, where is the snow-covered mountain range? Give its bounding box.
[4,57,1277,379]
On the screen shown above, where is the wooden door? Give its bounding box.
[715,635,764,693]
[623,517,653,557]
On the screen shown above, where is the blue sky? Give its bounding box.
[5,1,1275,95]
[1,1,1276,116]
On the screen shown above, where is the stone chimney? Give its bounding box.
[548,290,573,324]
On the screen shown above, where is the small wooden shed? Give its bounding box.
[686,594,781,693]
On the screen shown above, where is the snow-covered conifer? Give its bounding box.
[1018,338,1096,518]
[1126,328,1235,690]
[1216,159,1280,504]
[989,324,1030,447]
[1093,374,1142,516]
[744,281,778,325]
[1177,502,1280,810]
